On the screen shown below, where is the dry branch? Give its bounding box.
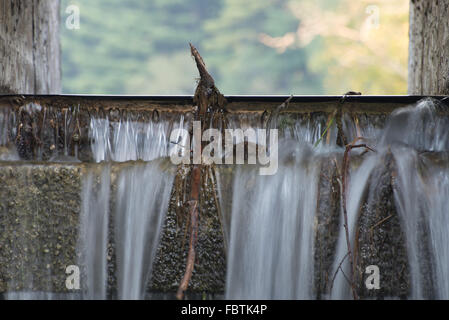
[190,43,226,118]
[329,252,350,293]
[176,166,201,300]
[177,44,226,300]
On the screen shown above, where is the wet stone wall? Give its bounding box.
[1,96,448,299]
[0,163,80,293]
[0,161,227,297]
[353,153,410,299]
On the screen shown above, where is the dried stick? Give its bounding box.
[176,165,201,300]
[336,91,362,147]
[177,44,225,300]
[314,109,337,148]
[190,43,226,118]
[369,214,393,245]
[329,252,350,293]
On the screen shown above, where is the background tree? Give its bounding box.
[260,0,409,94]
[61,0,409,95]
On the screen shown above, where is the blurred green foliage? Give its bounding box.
[61,0,408,95]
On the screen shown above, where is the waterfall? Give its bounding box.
[221,113,329,299]
[425,165,449,299]
[2,96,449,300]
[114,161,174,299]
[224,145,320,299]
[387,99,449,299]
[221,98,449,300]
[330,153,380,299]
[89,113,178,162]
[80,112,180,299]
[79,164,111,300]
[331,98,449,299]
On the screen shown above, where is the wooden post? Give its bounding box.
[0,0,61,94]
[408,0,449,95]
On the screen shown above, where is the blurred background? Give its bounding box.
[60,0,409,95]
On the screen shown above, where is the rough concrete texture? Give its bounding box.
[0,153,441,298]
[0,162,80,292]
[0,161,226,296]
[314,156,341,299]
[0,0,61,94]
[354,152,410,299]
[149,166,227,295]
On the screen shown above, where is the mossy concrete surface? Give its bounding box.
[0,161,227,296]
[0,163,80,293]
[149,166,227,296]
[354,153,410,299]
[1,153,447,297]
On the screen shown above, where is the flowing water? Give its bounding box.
[0,105,181,300]
[1,98,449,300]
[80,113,180,299]
[224,145,320,299]
[79,164,111,299]
[330,99,449,299]
[386,100,449,299]
[221,114,328,299]
[114,161,174,299]
[221,98,449,300]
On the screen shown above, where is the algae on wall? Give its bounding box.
[0,163,80,293]
[0,161,227,297]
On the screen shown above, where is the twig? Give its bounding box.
[266,95,293,128]
[336,91,361,147]
[315,110,337,148]
[338,266,352,287]
[170,140,187,149]
[369,214,393,245]
[177,43,226,300]
[190,43,226,118]
[277,95,294,111]
[176,192,200,300]
[329,252,350,293]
